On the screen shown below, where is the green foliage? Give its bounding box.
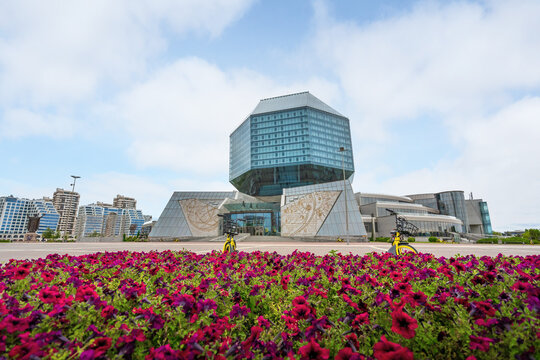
[477,238,498,244]
[123,235,147,242]
[523,228,540,240]
[477,236,539,245]
[88,231,101,238]
[328,249,339,257]
[492,231,502,236]
[428,236,438,242]
[41,227,55,239]
[502,237,528,244]
[407,237,415,242]
[375,237,390,242]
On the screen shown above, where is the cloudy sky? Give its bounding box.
[1,0,539,231]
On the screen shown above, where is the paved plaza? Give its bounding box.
[0,241,539,263]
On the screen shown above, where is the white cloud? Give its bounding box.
[363,97,540,230]
[0,0,255,106]
[112,57,340,176]
[0,108,76,139]
[312,0,540,230]
[314,0,540,123]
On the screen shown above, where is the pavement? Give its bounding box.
[0,241,539,263]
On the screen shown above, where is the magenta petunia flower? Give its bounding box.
[469,335,494,352]
[8,341,43,360]
[298,339,330,360]
[335,347,364,360]
[0,315,31,333]
[391,310,418,339]
[373,335,414,360]
[13,267,30,280]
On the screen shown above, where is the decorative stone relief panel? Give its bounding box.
[179,199,219,237]
[281,191,340,236]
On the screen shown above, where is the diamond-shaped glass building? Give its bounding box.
[229,91,354,196]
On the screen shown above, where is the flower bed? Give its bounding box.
[0,250,538,359]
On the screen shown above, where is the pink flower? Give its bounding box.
[351,313,370,329]
[281,275,290,290]
[101,305,117,319]
[336,347,363,360]
[13,267,30,280]
[0,315,31,333]
[8,342,43,360]
[469,335,494,352]
[373,336,414,360]
[391,310,418,339]
[292,304,312,320]
[298,339,330,360]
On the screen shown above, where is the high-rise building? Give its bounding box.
[0,196,60,240]
[75,203,145,238]
[229,91,354,196]
[113,195,137,209]
[52,188,80,237]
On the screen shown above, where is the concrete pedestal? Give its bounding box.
[23,233,39,242]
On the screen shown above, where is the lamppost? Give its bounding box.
[339,147,349,245]
[68,175,80,240]
[70,175,80,193]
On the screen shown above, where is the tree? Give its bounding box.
[524,229,540,241]
[42,228,55,240]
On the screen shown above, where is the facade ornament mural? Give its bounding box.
[281,191,340,236]
[179,199,219,236]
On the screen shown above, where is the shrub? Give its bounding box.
[428,236,438,242]
[477,238,498,244]
[407,237,415,242]
[502,237,527,244]
[376,237,391,242]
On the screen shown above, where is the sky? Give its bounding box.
[1,0,539,231]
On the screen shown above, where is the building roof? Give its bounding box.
[250,91,344,117]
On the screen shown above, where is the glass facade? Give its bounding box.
[229,119,251,181]
[376,207,428,217]
[75,204,145,238]
[412,197,438,210]
[230,93,354,196]
[0,196,60,240]
[32,199,61,234]
[223,201,281,235]
[435,191,469,232]
[408,219,463,235]
[479,201,492,235]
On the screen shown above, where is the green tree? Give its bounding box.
[42,228,55,240]
[523,229,540,241]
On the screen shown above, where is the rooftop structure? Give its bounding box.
[113,195,137,209]
[230,91,354,196]
[52,188,80,236]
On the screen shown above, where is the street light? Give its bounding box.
[339,147,349,245]
[70,175,80,193]
[67,175,81,240]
